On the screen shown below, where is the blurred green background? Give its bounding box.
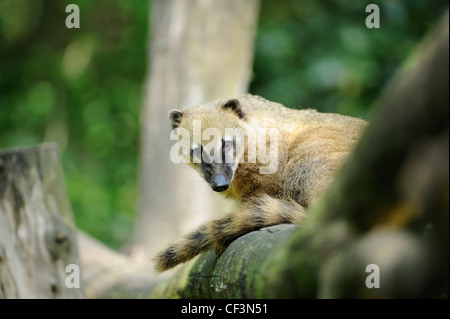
[0,0,447,249]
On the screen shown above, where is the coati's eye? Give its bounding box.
[190,144,202,159]
[223,140,233,150]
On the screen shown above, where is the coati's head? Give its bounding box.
[168,98,247,192]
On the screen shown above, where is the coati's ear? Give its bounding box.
[222,99,246,120]
[168,109,184,129]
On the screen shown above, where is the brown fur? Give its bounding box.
[154,94,367,272]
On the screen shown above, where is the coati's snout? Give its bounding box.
[168,97,248,193]
[201,160,233,192]
[211,174,229,192]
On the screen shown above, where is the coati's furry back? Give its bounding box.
[155,94,366,272]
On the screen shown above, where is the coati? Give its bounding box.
[155,94,367,272]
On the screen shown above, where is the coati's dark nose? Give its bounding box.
[211,175,229,192]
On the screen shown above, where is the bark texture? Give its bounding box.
[0,143,83,298]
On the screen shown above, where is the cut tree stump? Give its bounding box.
[0,143,83,298]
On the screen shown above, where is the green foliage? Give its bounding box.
[0,0,447,249]
[0,0,149,249]
[251,0,448,118]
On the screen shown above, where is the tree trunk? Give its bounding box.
[129,0,260,262]
[0,143,83,298]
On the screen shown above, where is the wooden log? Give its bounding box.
[0,143,83,298]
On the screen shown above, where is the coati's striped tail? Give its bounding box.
[154,194,306,272]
